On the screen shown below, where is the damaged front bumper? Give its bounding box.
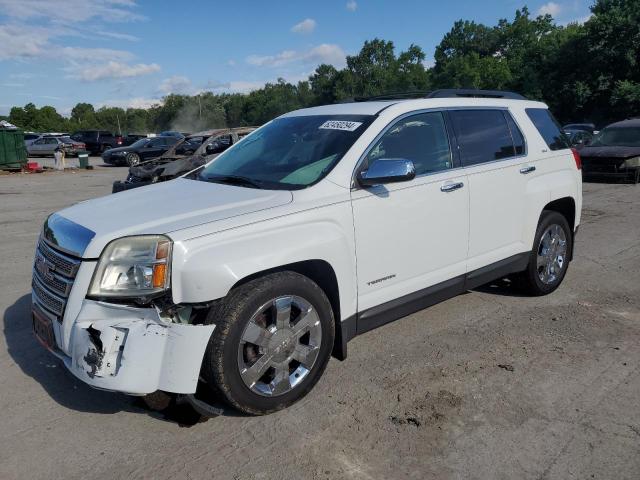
[46,300,215,395]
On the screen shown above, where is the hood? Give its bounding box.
[56,178,293,258]
[579,145,640,159]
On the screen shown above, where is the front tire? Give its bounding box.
[517,210,572,296]
[201,272,335,415]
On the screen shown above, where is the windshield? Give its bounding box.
[130,138,150,148]
[591,127,640,147]
[192,115,374,189]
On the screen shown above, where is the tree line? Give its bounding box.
[3,0,638,133]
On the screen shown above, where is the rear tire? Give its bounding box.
[516,210,572,296]
[201,272,335,415]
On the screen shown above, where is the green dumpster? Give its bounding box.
[78,152,89,169]
[0,129,27,170]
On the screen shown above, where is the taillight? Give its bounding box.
[571,148,581,170]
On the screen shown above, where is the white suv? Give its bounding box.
[31,90,582,415]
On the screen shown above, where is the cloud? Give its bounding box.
[246,44,346,68]
[537,2,562,17]
[95,30,140,41]
[0,24,50,60]
[0,0,146,23]
[100,97,163,109]
[291,18,316,34]
[205,80,270,94]
[157,75,194,95]
[75,61,160,81]
[346,0,357,12]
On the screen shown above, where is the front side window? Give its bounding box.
[525,108,569,151]
[365,112,452,176]
[450,109,517,166]
[194,115,374,190]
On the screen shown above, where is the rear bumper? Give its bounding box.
[35,298,215,395]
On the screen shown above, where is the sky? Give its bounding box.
[0,0,593,116]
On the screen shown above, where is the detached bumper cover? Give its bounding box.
[47,300,215,395]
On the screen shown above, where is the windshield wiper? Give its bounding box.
[201,174,264,189]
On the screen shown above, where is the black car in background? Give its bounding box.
[563,123,597,134]
[121,134,148,146]
[579,118,640,183]
[102,136,180,166]
[112,127,257,192]
[70,130,122,154]
[564,129,593,147]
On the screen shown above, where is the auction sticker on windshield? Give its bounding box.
[319,120,363,132]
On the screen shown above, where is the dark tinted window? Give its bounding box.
[450,110,516,166]
[505,112,525,155]
[525,108,569,151]
[366,111,452,175]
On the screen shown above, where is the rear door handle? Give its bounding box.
[440,182,464,193]
[520,166,536,174]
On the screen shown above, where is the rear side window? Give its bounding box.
[449,110,516,166]
[525,108,569,151]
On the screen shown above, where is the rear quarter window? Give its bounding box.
[449,109,518,166]
[525,108,569,151]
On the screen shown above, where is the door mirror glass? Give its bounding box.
[357,158,416,187]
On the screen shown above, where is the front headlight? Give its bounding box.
[622,156,640,168]
[88,235,172,300]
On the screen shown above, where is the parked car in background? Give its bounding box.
[564,129,593,148]
[159,130,185,139]
[23,133,42,146]
[563,123,596,134]
[101,135,180,166]
[579,118,640,183]
[27,136,86,157]
[112,127,257,192]
[121,134,148,146]
[70,130,122,154]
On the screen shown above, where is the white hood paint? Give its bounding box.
[58,178,293,258]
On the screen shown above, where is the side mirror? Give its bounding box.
[357,158,416,187]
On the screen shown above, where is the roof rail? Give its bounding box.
[349,89,527,103]
[352,91,433,102]
[427,89,527,100]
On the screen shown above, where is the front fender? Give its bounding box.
[170,201,357,321]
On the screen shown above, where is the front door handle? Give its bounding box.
[440,182,464,193]
[520,165,536,174]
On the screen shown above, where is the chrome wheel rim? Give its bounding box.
[537,224,567,285]
[237,295,322,397]
[127,153,139,166]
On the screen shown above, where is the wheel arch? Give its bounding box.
[543,196,576,232]
[228,259,346,360]
[540,196,577,259]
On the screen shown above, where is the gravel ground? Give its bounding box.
[0,163,638,480]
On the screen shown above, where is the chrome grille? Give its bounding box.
[32,276,65,316]
[38,240,80,277]
[32,239,80,322]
